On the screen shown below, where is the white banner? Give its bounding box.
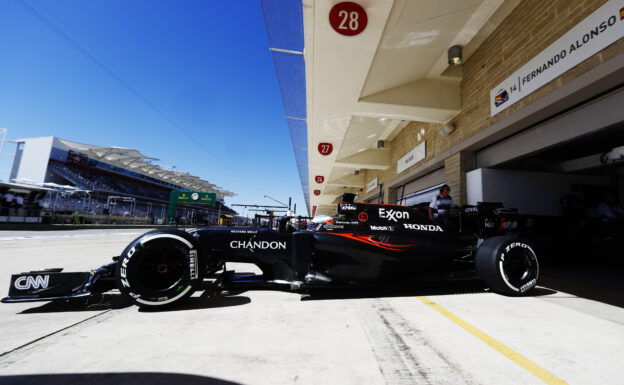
[366,177,378,193]
[397,141,426,174]
[490,0,624,116]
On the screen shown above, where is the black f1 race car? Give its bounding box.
[2,195,539,308]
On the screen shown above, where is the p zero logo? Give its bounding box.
[379,208,409,222]
[119,246,135,288]
[358,212,368,222]
[14,275,49,290]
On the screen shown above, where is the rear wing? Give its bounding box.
[456,202,519,236]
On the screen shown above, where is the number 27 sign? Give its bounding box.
[329,2,367,36]
[318,143,333,156]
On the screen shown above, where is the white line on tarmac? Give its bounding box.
[0,310,113,357]
[0,232,145,241]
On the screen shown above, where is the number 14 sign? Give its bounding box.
[329,2,367,37]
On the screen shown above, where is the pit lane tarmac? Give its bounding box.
[1,229,623,385]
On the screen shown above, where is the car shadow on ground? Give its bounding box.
[0,372,243,385]
[18,294,133,314]
[138,290,251,313]
[14,281,559,313]
[299,280,557,301]
[17,289,252,314]
[540,273,624,309]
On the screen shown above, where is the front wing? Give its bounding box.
[1,263,116,303]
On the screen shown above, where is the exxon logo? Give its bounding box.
[14,275,49,290]
[379,208,409,222]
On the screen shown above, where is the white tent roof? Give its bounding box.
[57,139,235,198]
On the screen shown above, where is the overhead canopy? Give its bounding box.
[264,0,520,215]
[57,139,235,198]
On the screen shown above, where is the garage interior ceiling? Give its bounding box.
[303,0,520,215]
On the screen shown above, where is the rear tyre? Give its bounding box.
[116,230,204,308]
[475,236,539,295]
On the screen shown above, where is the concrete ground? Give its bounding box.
[0,229,623,385]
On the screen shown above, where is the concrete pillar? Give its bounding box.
[380,184,389,204]
[386,185,396,205]
[444,151,473,206]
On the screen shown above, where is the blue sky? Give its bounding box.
[0,0,307,216]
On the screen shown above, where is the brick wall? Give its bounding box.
[444,152,472,206]
[458,0,623,137]
[359,0,624,204]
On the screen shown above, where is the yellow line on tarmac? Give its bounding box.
[417,296,568,385]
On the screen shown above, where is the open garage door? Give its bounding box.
[469,86,624,298]
[395,168,445,206]
[470,86,624,213]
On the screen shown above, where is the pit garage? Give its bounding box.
[464,86,624,299]
[468,86,624,215]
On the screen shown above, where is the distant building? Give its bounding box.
[8,136,236,219]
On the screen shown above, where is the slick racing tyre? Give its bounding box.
[116,229,204,308]
[475,236,539,296]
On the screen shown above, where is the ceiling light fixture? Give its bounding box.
[448,45,463,66]
[439,124,455,136]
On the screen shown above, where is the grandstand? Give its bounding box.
[5,136,236,223]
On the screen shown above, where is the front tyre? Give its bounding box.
[116,230,204,307]
[476,236,539,295]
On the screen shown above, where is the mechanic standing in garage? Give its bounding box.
[429,184,455,220]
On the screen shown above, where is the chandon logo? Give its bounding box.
[379,208,409,222]
[230,240,287,251]
[14,275,49,290]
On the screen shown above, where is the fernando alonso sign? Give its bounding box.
[490,0,624,116]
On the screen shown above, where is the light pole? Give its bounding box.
[263,194,290,209]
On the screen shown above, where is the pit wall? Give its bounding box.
[360,0,624,208]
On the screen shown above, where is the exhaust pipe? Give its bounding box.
[304,271,332,284]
